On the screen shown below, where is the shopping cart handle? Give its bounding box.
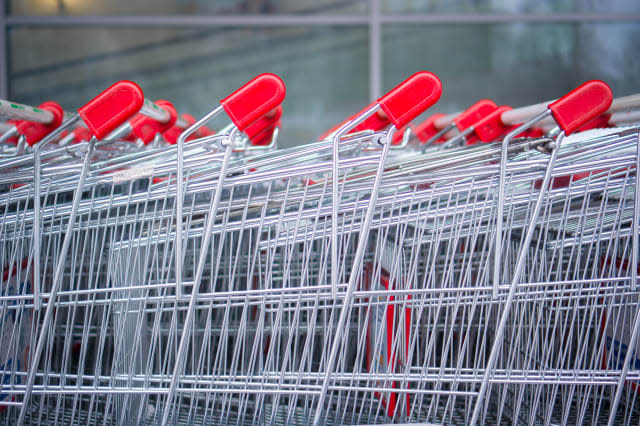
[181,113,197,127]
[473,105,513,142]
[577,112,612,132]
[353,109,391,133]
[516,127,545,139]
[164,113,211,144]
[221,73,286,131]
[72,126,93,143]
[455,99,497,132]
[251,120,281,146]
[78,80,145,140]
[549,80,613,136]
[321,105,390,140]
[413,113,447,143]
[16,101,64,146]
[130,99,178,144]
[391,124,408,144]
[244,105,282,140]
[377,71,442,129]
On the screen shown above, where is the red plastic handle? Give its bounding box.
[378,71,442,129]
[320,109,359,140]
[78,80,145,139]
[176,113,215,139]
[244,106,282,139]
[413,113,447,143]
[577,113,612,132]
[130,99,178,144]
[155,100,178,128]
[391,124,409,144]
[319,104,387,140]
[72,127,94,143]
[16,101,65,146]
[516,127,546,139]
[548,80,613,136]
[221,73,286,131]
[181,113,197,127]
[454,99,498,132]
[164,113,202,144]
[163,125,182,145]
[354,109,391,133]
[473,105,512,142]
[251,120,281,146]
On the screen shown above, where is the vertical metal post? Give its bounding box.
[369,0,381,101]
[605,131,640,426]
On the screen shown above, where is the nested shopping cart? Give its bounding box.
[0,69,639,426]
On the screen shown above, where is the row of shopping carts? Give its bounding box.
[0,71,638,425]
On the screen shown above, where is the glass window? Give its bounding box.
[9,0,368,16]
[382,23,640,116]
[381,0,640,15]
[9,26,370,147]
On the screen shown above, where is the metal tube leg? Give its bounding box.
[18,139,96,425]
[470,134,564,426]
[493,110,551,299]
[605,131,640,426]
[32,146,42,312]
[493,134,509,298]
[312,135,391,426]
[160,141,233,426]
[331,129,339,298]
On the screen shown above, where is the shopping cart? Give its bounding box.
[0,68,639,426]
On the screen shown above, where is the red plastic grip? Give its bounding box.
[181,113,197,127]
[548,80,613,136]
[164,113,204,144]
[516,127,545,139]
[196,126,215,138]
[156,100,178,128]
[251,120,281,146]
[473,105,512,142]
[320,109,359,140]
[377,71,442,129]
[244,106,282,139]
[178,114,215,139]
[318,104,386,140]
[454,99,498,132]
[320,121,345,140]
[577,113,612,132]
[413,113,447,143]
[129,115,155,144]
[163,125,182,145]
[221,73,286,131]
[354,109,391,133]
[130,99,178,144]
[78,80,145,139]
[391,125,409,145]
[72,127,94,143]
[16,101,64,146]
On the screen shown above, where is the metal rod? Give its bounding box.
[5,13,640,27]
[605,130,640,426]
[331,103,380,297]
[314,127,393,426]
[493,109,552,297]
[471,131,566,426]
[161,132,234,426]
[18,137,95,425]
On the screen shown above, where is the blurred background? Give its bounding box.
[3,0,640,147]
